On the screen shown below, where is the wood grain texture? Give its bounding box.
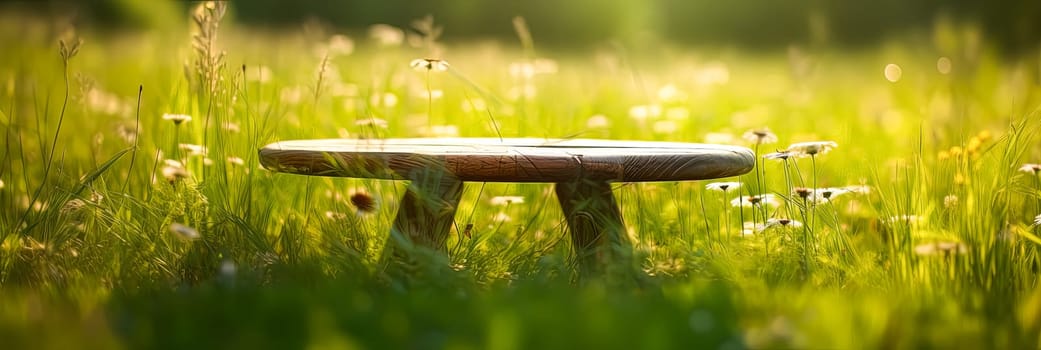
[387,172,463,252]
[555,179,632,276]
[259,138,754,183]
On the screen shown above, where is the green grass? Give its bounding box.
[3,5,1041,349]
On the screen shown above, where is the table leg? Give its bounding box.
[388,171,463,252]
[555,179,632,275]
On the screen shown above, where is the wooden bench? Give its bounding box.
[259,138,754,274]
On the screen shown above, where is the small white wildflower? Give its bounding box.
[0,178,4,190]
[246,65,273,83]
[914,241,967,256]
[427,125,459,137]
[162,113,192,125]
[461,98,487,112]
[327,34,354,56]
[355,117,389,128]
[1034,214,1041,226]
[665,107,690,121]
[944,195,959,209]
[1019,164,1041,174]
[762,151,793,161]
[161,160,189,183]
[369,24,404,46]
[87,89,129,115]
[222,121,241,133]
[533,58,559,75]
[742,128,778,145]
[369,92,398,108]
[811,187,852,203]
[179,143,208,156]
[493,212,513,222]
[586,114,610,129]
[886,215,923,225]
[706,182,741,192]
[694,63,730,86]
[509,62,536,79]
[731,194,779,208]
[116,124,138,143]
[507,84,537,100]
[410,58,449,72]
[490,196,525,206]
[936,57,952,75]
[628,104,661,121]
[219,259,237,279]
[170,223,200,240]
[280,86,304,105]
[652,120,678,134]
[414,89,443,100]
[657,84,687,103]
[760,218,803,231]
[324,211,349,221]
[844,185,871,194]
[227,157,245,166]
[786,141,838,157]
[884,63,902,82]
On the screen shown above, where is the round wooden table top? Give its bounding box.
[259,138,754,183]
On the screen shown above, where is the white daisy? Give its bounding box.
[742,128,778,145]
[162,113,192,125]
[410,58,449,72]
[760,218,803,231]
[762,151,793,161]
[490,196,525,206]
[786,141,838,157]
[730,194,779,208]
[1019,164,1041,174]
[706,182,742,192]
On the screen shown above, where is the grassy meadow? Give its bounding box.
[3,3,1041,349]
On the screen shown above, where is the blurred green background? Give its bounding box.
[3,0,1040,53]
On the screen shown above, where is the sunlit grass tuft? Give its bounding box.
[0,4,1040,348]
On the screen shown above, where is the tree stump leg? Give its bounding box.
[555,179,632,276]
[388,172,463,253]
